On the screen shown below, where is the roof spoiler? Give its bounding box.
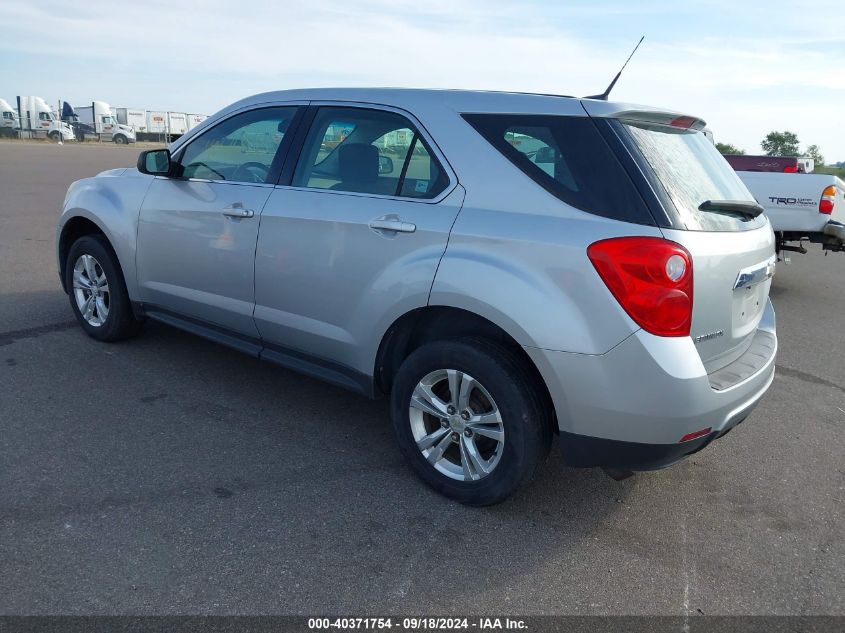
[615,110,707,131]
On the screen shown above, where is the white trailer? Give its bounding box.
[145,110,168,135]
[74,101,136,144]
[115,107,147,134]
[0,97,20,137]
[17,96,74,141]
[186,113,208,131]
[167,111,188,136]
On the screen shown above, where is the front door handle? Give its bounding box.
[368,219,416,233]
[222,205,254,218]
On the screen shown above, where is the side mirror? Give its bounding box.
[378,154,394,175]
[137,149,172,175]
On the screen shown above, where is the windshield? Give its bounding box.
[621,121,766,231]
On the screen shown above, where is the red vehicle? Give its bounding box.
[724,154,814,173]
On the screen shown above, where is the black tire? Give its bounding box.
[390,338,552,506]
[65,234,142,342]
[49,131,61,142]
[113,134,127,145]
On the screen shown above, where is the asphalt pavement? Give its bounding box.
[0,140,842,615]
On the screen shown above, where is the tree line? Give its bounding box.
[715,131,826,165]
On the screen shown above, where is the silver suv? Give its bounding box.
[58,89,777,505]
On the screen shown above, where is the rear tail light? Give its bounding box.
[587,237,694,337]
[783,165,799,173]
[820,185,837,214]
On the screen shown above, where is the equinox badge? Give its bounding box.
[693,330,725,344]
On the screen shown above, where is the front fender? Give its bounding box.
[58,170,154,299]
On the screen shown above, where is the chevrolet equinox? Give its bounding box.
[58,89,777,505]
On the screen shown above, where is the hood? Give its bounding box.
[96,168,129,177]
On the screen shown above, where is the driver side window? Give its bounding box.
[177,107,297,184]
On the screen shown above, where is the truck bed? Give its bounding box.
[738,171,844,233]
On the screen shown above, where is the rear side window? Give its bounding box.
[292,107,449,199]
[462,114,654,224]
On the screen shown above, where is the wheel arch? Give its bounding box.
[59,215,117,293]
[374,305,556,430]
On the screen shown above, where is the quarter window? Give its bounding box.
[292,107,448,199]
[463,113,654,224]
[177,107,298,184]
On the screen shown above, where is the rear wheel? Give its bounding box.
[65,235,142,341]
[390,338,552,505]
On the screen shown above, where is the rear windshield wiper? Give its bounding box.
[698,199,764,220]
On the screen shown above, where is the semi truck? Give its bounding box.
[74,101,136,144]
[1,98,20,137]
[725,155,845,256]
[16,96,74,142]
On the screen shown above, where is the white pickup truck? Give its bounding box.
[725,155,845,255]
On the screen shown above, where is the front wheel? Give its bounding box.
[390,339,552,505]
[113,134,128,145]
[49,131,61,142]
[65,235,142,341]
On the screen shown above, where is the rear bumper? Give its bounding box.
[559,418,746,470]
[821,221,845,252]
[823,220,845,241]
[525,299,777,469]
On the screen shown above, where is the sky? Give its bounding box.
[1,0,843,161]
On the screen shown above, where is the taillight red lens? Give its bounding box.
[669,116,697,129]
[820,185,836,214]
[587,237,694,337]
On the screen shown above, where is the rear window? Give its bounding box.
[619,121,767,232]
[462,114,654,225]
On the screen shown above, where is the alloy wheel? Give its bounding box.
[72,254,110,327]
[408,369,505,481]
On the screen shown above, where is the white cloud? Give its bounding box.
[1,0,843,158]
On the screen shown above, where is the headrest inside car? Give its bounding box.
[337,143,379,183]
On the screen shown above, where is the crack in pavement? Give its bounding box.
[0,321,77,347]
[776,364,845,395]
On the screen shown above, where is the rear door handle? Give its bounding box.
[222,205,254,218]
[368,219,416,233]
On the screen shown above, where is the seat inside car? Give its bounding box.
[330,143,381,194]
